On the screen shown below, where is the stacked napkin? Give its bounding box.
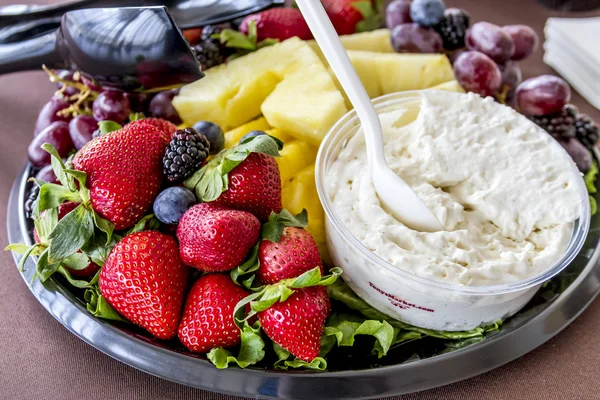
[544,17,600,110]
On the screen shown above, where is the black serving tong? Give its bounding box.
[0,6,204,92]
[0,0,285,44]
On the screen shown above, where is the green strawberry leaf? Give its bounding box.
[591,196,598,215]
[207,320,265,369]
[353,0,384,33]
[81,232,121,267]
[257,38,279,49]
[10,243,41,272]
[98,120,122,135]
[64,168,90,202]
[126,214,160,235]
[62,252,91,270]
[56,266,97,289]
[38,183,81,212]
[234,267,343,326]
[584,161,598,194]
[218,27,257,51]
[4,243,32,254]
[93,211,114,244]
[47,204,95,264]
[273,342,327,370]
[352,0,375,18]
[230,243,261,290]
[261,209,309,242]
[34,207,58,243]
[41,143,71,188]
[84,285,127,322]
[36,248,61,282]
[185,134,282,202]
[129,112,145,121]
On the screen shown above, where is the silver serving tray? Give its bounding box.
[7,165,600,399]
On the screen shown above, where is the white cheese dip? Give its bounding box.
[326,91,583,287]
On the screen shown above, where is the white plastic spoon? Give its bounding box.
[295,0,444,232]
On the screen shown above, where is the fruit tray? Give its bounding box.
[8,164,600,399]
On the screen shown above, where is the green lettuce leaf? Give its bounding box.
[273,342,327,370]
[207,321,265,369]
[84,285,127,322]
[584,161,598,194]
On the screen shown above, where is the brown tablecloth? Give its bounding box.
[1,1,600,399]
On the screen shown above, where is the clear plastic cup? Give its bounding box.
[315,91,591,331]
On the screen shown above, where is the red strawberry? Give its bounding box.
[177,203,260,272]
[33,201,100,278]
[73,123,166,230]
[322,0,370,35]
[212,152,282,222]
[240,8,312,41]
[178,273,250,353]
[99,231,189,339]
[126,118,178,146]
[259,286,330,362]
[258,227,323,284]
[183,27,203,45]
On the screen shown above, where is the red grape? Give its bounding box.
[503,25,539,61]
[515,75,571,116]
[81,75,102,92]
[126,92,154,113]
[466,22,515,63]
[35,164,58,184]
[28,121,74,168]
[34,98,71,136]
[148,90,182,125]
[453,51,502,97]
[92,90,131,123]
[390,23,443,54]
[558,138,592,173]
[56,70,79,97]
[69,115,98,150]
[386,0,412,29]
[499,61,522,93]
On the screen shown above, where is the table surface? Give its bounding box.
[1,1,600,399]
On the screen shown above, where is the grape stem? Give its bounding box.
[42,65,96,118]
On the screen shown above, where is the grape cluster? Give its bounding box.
[29,69,183,170]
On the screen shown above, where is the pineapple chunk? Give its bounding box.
[265,128,293,144]
[429,80,466,93]
[277,140,318,185]
[307,29,394,63]
[282,164,331,265]
[224,117,271,149]
[174,37,347,142]
[262,64,347,146]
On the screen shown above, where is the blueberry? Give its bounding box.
[153,187,196,225]
[410,0,445,27]
[192,121,224,154]
[239,130,266,143]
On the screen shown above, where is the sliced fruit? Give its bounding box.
[265,128,292,144]
[224,117,272,149]
[282,164,330,265]
[277,140,318,185]
[429,79,466,93]
[174,37,347,142]
[306,29,394,63]
[261,64,347,146]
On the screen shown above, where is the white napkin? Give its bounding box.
[544,17,600,110]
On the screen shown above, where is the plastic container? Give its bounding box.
[315,91,591,331]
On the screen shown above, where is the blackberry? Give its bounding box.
[163,128,210,183]
[193,23,233,71]
[529,104,577,140]
[25,185,39,220]
[575,114,600,149]
[434,8,470,51]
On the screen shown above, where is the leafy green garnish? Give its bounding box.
[97,121,122,136]
[273,342,327,370]
[207,321,265,369]
[216,20,279,60]
[230,243,261,290]
[184,134,283,202]
[261,209,308,242]
[584,161,598,194]
[84,285,127,322]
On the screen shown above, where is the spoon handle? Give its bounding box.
[295,0,385,169]
[0,30,63,74]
